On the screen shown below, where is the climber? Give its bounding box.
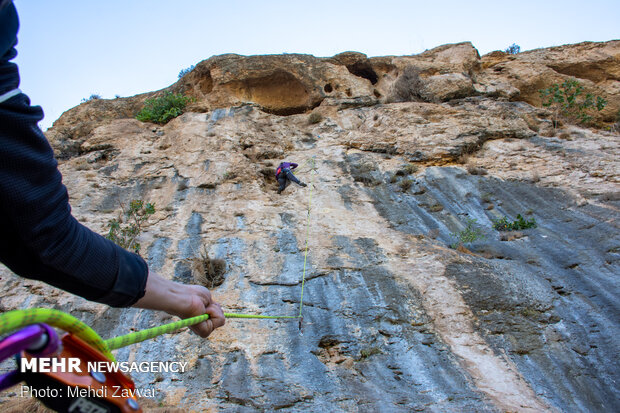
[0,0,225,337]
[276,161,307,194]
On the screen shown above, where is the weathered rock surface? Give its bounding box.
[46,40,620,159]
[1,41,619,412]
[477,41,620,121]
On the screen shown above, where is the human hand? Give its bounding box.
[171,283,226,338]
[133,271,225,338]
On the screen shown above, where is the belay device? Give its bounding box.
[0,321,141,412]
[0,306,300,412]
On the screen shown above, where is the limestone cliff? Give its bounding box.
[1,41,619,412]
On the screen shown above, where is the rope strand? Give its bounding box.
[105,313,298,350]
[298,157,316,321]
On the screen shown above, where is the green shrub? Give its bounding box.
[105,200,155,254]
[450,218,485,248]
[492,214,537,231]
[178,64,196,79]
[539,79,607,128]
[505,43,521,54]
[136,92,191,124]
[81,94,101,103]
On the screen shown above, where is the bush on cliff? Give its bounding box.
[308,112,322,124]
[389,65,423,103]
[178,64,195,79]
[136,92,191,124]
[539,79,607,128]
[492,214,537,231]
[81,94,101,102]
[505,43,521,54]
[105,199,155,254]
[450,218,485,249]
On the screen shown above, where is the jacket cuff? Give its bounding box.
[96,250,148,307]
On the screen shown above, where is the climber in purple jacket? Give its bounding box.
[275,161,307,194]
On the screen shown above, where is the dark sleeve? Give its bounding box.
[290,163,298,169]
[0,4,147,307]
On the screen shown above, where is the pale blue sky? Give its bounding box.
[11,0,620,130]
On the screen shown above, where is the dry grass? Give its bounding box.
[308,112,322,124]
[467,165,488,175]
[350,161,380,186]
[259,167,274,178]
[395,163,418,176]
[389,65,424,103]
[399,178,413,191]
[599,191,620,202]
[457,154,470,165]
[191,246,226,289]
[499,231,525,241]
[73,158,90,171]
[422,203,444,213]
[427,228,440,239]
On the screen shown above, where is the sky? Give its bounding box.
[11,0,620,130]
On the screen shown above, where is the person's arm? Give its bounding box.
[133,272,225,337]
[0,3,148,307]
[0,91,150,306]
[290,163,298,169]
[0,3,224,339]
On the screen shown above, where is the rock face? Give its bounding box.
[46,40,620,158]
[1,41,619,412]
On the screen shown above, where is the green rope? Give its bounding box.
[298,158,316,320]
[0,308,115,360]
[0,309,298,358]
[105,313,297,350]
